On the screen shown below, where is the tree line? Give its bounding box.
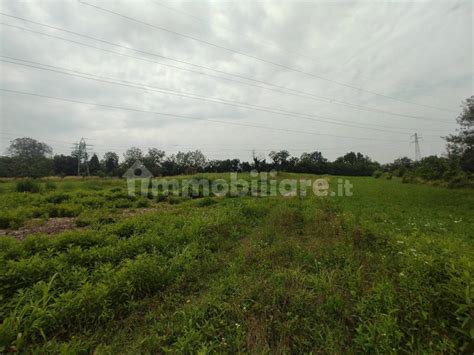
[0,140,380,178]
[1,96,472,185]
[377,96,473,187]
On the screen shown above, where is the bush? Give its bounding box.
[447,173,473,188]
[168,196,185,205]
[0,214,23,229]
[372,170,383,178]
[195,197,218,207]
[15,179,41,193]
[401,172,415,184]
[0,215,10,229]
[135,198,150,208]
[44,181,57,191]
[156,193,168,203]
[45,193,70,204]
[76,211,116,227]
[47,204,82,218]
[416,156,449,180]
[112,199,133,209]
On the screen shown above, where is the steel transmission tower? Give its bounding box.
[71,138,94,176]
[411,133,422,161]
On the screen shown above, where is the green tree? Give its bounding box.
[251,150,267,171]
[445,96,474,172]
[175,150,207,174]
[7,137,53,177]
[332,152,377,176]
[53,155,77,176]
[144,148,166,175]
[389,157,413,176]
[416,156,449,180]
[89,154,101,175]
[269,150,290,169]
[8,137,52,159]
[102,152,119,175]
[297,151,327,174]
[0,156,15,177]
[123,147,144,168]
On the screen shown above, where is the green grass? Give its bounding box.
[0,175,473,353]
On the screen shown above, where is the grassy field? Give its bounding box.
[0,174,473,353]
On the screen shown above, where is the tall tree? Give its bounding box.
[333,152,377,176]
[53,155,77,176]
[146,148,165,166]
[102,152,119,175]
[144,148,166,175]
[7,137,53,177]
[388,157,413,177]
[175,150,207,174]
[445,96,474,172]
[297,151,327,174]
[251,150,267,171]
[269,150,290,169]
[0,157,15,177]
[89,154,101,175]
[123,147,144,168]
[8,137,52,160]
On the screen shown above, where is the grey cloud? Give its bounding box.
[0,0,471,163]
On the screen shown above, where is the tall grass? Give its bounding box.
[0,176,472,352]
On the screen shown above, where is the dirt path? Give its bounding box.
[0,207,159,241]
[0,217,78,241]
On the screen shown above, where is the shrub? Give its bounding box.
[135,198,150,208]
[47,204,82,218]
[416,156,449,180]
[402,172,415,184]
[76,211,116,227]
[156,193,168,203]
[372,170,383,178]
[44,181,57,191]
[195,197,218,207]
[45,193,70,204]
[15,179,40,193]
[168,196,187,205]
[78,197,104,208]
[447,173,473,188]
[112,199,133,209]
[0,213,25,229]
[168,196,182,205]
[0,215,10,229]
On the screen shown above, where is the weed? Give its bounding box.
[0,175,472,352]
[15,179,41,193]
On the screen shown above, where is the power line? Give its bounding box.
[150,0,371,81]
[78,0,456,113]
[0,17,456,124]
[0,134,423,154]
[0,130,444,151]
[0,56,451,136]
[0,88,420,142]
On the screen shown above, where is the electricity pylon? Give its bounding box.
[410,133,422,161]
[71,138,94,176]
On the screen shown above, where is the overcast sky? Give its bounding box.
[0,0,472,163]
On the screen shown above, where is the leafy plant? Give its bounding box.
[15,179,40,193]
